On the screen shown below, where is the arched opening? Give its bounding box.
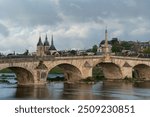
[47,66,65,82]
[48,64,82,82]
[0,67,34,85]
[92,62,123,80]
[133,64,150,80]
[92,64,105,81]
[0,68,16,84]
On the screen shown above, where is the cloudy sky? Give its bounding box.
[0,0,150,54]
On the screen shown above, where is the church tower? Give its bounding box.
[97,28,112,56]
[44,34,50,54]
[49,35,59,56]
[36,36,44,56]
[103,28,111,62]
[104,28,109,54]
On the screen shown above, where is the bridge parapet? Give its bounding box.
[0,55,149,85]
[111,56,150,61]
[0,55,105,63]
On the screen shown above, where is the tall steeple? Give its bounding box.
[104,27,109,54]
[104,28,108,48]
[49,34,56,50]
[103,27,111,62]
[51,34,54,46]
[44,34,49,46]
[37,35,43,46]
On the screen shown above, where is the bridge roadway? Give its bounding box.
[0,55,149,85]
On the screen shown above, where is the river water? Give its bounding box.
[0,73,150,100]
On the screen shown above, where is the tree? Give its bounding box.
[70,50,77,55]
[111,45,122,52]
[92,45,98,54]
[111,38,122,53]
[121,41,132,50]
[143,47,150,54]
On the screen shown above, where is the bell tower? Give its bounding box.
[44,34,50,54]
[103,28,111,62]
[36,35,44,56]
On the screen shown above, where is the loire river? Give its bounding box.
[0,73,150,100]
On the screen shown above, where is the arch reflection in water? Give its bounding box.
[15,85,50,99]
[62,83,95,100]
[1,81,150,100]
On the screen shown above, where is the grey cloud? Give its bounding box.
[58,0,150,23]
[0,0,150,53]
[0,23,9,37]
[0,0,62,26]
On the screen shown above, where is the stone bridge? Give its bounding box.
[0,55,150,85]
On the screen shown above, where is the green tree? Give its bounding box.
[121,41,132,50]
[111,45,122,52]
[111,38,122,52]
[143,47,150,54]
[92,45,98,54]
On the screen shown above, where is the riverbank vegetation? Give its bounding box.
[0,79,10,83]
[0,68,13,73]
[123,77,146,83]
[49,66,63,74]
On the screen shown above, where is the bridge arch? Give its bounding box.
[133,64,150,80]
[93,62,123,80]
[48,63,82,82]
[0,67,34,85]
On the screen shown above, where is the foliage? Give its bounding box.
[143,47,150,54]
[92,45,98,54]
[120,41,132,50]
[70,50,77,55]
[0,68,13,73]
[49,66,63,74]
[92,66,106,81]
[0,79,10,83]
[111,45,122,52]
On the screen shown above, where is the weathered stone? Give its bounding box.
[0,55,149,85]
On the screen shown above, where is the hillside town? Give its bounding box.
[0,30,150,58]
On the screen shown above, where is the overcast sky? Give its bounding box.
[0,0,150,54]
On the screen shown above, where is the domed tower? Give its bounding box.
[36,36,44,56]
[44,34,50,55]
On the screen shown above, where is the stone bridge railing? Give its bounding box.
[0,55,149,64]
[111,56,150,61]
[0,55,104,63]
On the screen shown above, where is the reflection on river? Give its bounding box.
[0,74,150,100]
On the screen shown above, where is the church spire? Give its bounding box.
[104,27,108,48]
[104,27,110,55]
[51,34,54,46]
[103,27,111,62]
[49,34,56,50]
[37,35,43,46]
[44,34,49,46]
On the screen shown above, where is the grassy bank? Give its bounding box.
[0,68,13,73]
[49,67,63,74]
